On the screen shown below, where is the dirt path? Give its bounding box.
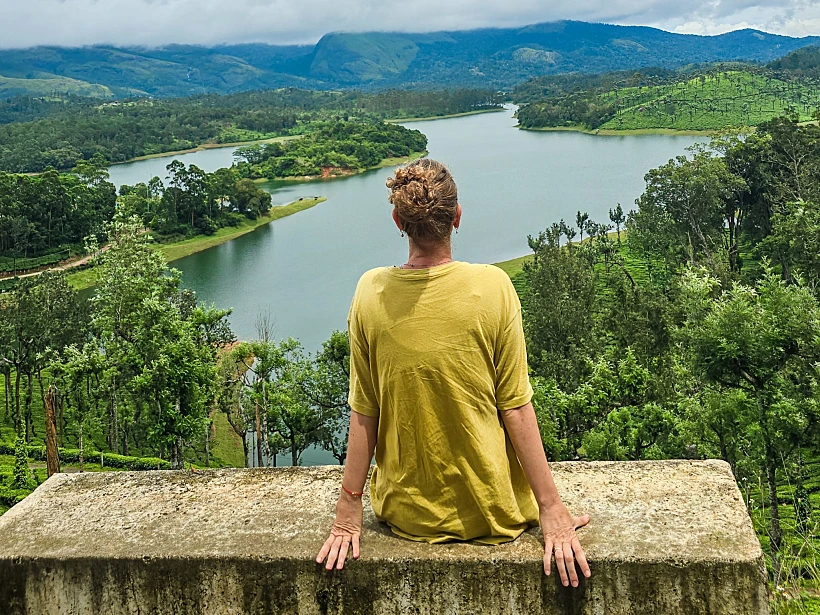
[0,229,148,282]
[0,250,100,281]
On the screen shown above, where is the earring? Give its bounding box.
[400,230,405,238]
[455,227,459,234]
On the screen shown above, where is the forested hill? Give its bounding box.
[2,21,820,96]
[0,89,499,173]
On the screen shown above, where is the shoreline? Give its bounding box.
[109,135,303,166]
[387,108,506,123]
[64,197,327,291]
[28,148,424,290]
[252,150,428,185]
[110,109,500,167]
[516,124,746,137]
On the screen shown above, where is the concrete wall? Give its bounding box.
[0,461,770,614]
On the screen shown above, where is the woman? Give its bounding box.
[316,159,591,588]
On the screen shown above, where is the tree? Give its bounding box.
[523,223,600,390]
[0,272,85,441]
[609,203,625,245]
[679,265,820,580]
[232,179,272,219]
[628,151,745,275]
[312,331,352,464]
[84,213,231,465]
[759,200,820,288]
[576,211,589,242]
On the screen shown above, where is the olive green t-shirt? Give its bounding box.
[347,261,539,544]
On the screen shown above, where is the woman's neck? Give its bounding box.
[404,238,453,268]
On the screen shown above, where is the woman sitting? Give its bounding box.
[316,158,590,588]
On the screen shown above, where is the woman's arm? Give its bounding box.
[501,402,591,587]
[316,410,379,570]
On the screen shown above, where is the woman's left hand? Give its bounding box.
[316,491,364,570]
[540,502,591,587]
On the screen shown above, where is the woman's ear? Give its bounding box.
[454,203,463,230]
[392,209,403,231]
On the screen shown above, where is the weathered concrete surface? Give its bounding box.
[0,460,769,615]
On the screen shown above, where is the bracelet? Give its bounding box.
[341,484,364,498]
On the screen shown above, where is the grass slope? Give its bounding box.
[600,70,820,131]
[209,409,245,468]
[0,74,114,99]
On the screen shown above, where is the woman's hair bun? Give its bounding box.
[387,158,458,241]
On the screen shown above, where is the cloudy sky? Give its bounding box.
[1,0,819,49]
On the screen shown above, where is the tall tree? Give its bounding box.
[680,265,820,580]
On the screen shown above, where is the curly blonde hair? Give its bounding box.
[386,158,458,241]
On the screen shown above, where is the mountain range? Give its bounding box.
[1,21,819,98]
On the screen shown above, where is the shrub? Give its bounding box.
[0,444,171,470]
[0,486,30,508]
[12,437,31,489]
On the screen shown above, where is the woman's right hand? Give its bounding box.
[316,491,364,570]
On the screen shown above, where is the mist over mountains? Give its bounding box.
[1,20,819,98]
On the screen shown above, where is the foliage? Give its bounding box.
[0,270,88,441]
[628,150,746,275]
[513,67,679,104]
[38,214,236,469]
[0,120,422,266]
[234,121,427,180]
[0,156,116,267]
[769,45,820,79]
[519,113,820,596]
[11,436,30,489]
[228,327,351,467]
[0,89,493,173]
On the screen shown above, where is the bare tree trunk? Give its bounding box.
[204,419,211,468]
[170,398,183,470]
[25,372,33,443]
[176,437,184,470]
[58,391,65,448]
[242,433,249,468]
[291,432,298,467]
[759,394,783,583]
[2,366,9,422]
[765,447,783,582]
[255,402,263,469]
[45,386,60,477]
[78,421,84,472]
[109,378,118,453]
[14,367,21,436]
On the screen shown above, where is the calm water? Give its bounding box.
[108,147,241,188]
[108,109,705,465]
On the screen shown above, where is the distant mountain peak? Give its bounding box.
[0,21,818,98]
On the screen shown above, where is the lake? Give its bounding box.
[108,108,706,465]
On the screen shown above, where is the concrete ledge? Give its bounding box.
[0,461,769,614]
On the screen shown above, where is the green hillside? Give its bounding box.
[601,71,820,130]
[0,74,113,99]
[517,68,820,131]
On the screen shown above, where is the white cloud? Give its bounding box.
[0,0,817,49]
